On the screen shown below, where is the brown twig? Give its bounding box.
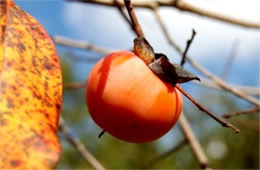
[98,130,106,138]
[76,0,260,29]
[52,35,115,55]
[123,0,144,38]
[180,29,196,66]
[66,51,102,63]
[222,107,260,119]
[193,78,260,96]
[153,9,260,107]
[186,58,260,106]
[63,82,85,89]
[178,113,212,170]
[59,117,106,170]
[176,84,240,133]
[143,139,187,168]
[113,0,133,30]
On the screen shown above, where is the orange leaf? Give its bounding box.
[0,0,62,169]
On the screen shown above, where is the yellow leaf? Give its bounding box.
[0,0,62,169]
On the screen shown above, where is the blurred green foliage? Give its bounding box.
[56,55,259,169]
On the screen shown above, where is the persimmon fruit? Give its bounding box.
[85,51,183,143]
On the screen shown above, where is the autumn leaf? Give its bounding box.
[0,0,62,169]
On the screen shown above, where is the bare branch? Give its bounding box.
[153,10,260,107]
[180,29,196,66]
[113,0,133,30]
[186,57,260,106]
[153,8,182,53]
[176,84,240,133]
[222,107,260,119]
[98,130,106,138]
[178,113,212,170]
[192,78,260,96]
[63,82,85,89]
[52,35,115,55]
[76,0,260,29]
[66,52,102,63]
[59,117,106,170]
[123,0,145,37]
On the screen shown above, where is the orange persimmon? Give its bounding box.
[85,51,183,143]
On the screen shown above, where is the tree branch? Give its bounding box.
[192,78,260,96]
[176,84,240,133]
[180,29,196,66]
[52,35,115,55]
[123,0,144,38]
[222,107,260,119]
[186,57,260,106]
[153,9,260,107]
[59,117,106,170]
[178,112,212,170]
[75,0,260,29]
[113,0,133,29]
[63,82,85,89]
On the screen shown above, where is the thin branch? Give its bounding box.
[52,35,115,55]
[113,0,133,29]
[153,8,181,53]
[98,130,106,138]
[192,78,260,96]
[180,29,196,66]
[63,82,85,89]
[76,0,260,29]
[59,117,106,170]
[153,9,260,107]
[186,57,260,106]
[178,113,212,170]
[143,139,187,168]
[176,84,240,133]
[222,107,260,119]
[123,0,145,38]
[66,52,102,63]
[220,39,240,80]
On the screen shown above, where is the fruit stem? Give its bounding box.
[98,130,106,138]
[124,0,145,38]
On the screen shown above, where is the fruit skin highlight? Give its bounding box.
[86,51,183,143]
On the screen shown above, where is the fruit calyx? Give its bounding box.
[133,37,200,86]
